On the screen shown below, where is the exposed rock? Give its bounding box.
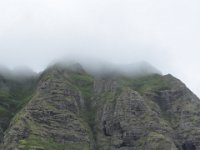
[0,65,200,150]
[1,67,93,150]
[93,79,118,94]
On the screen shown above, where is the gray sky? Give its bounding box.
[0,0,200,97]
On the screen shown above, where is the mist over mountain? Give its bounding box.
[0,65,37,81]
[48,58,162,78]
[0,0,199,149]
[0,61,199,149]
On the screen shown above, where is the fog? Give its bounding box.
[48,57,161,78]
[0,65,37,81]
[0,0,200,96]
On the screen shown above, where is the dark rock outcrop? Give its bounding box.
[0,64,200,150]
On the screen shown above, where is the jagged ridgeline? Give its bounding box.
[0,62,200,150]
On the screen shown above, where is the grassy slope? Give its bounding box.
[119,74,170,94]
[0,76,37,140]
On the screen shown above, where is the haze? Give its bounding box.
[0,0,200,97]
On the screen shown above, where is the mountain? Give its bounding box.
[0,62,200,150]
[0,72,37,142]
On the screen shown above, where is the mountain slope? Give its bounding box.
[94,74,200,150]
[0,63,200,150]
[1,64,94,150]
[0,74,37,142]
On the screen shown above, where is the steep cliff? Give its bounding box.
[94,74,200,150]
[0,63,200,150]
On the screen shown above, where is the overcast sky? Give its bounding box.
[0,0,200,97]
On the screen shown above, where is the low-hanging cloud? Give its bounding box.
[0,0,200,97]
[48,56,162,78]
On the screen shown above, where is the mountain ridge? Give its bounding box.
[0,62,199,150]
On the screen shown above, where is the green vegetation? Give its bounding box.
[69,73,94,99]
[0,76,37,138]
[68,73,96,135]
[120,74,170,94]
[18,136,90,150]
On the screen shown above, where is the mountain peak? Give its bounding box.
[0,62,200,150]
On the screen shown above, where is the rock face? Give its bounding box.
[1,65,94,150]
[0,64,200,150]
[94,75,200,150]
